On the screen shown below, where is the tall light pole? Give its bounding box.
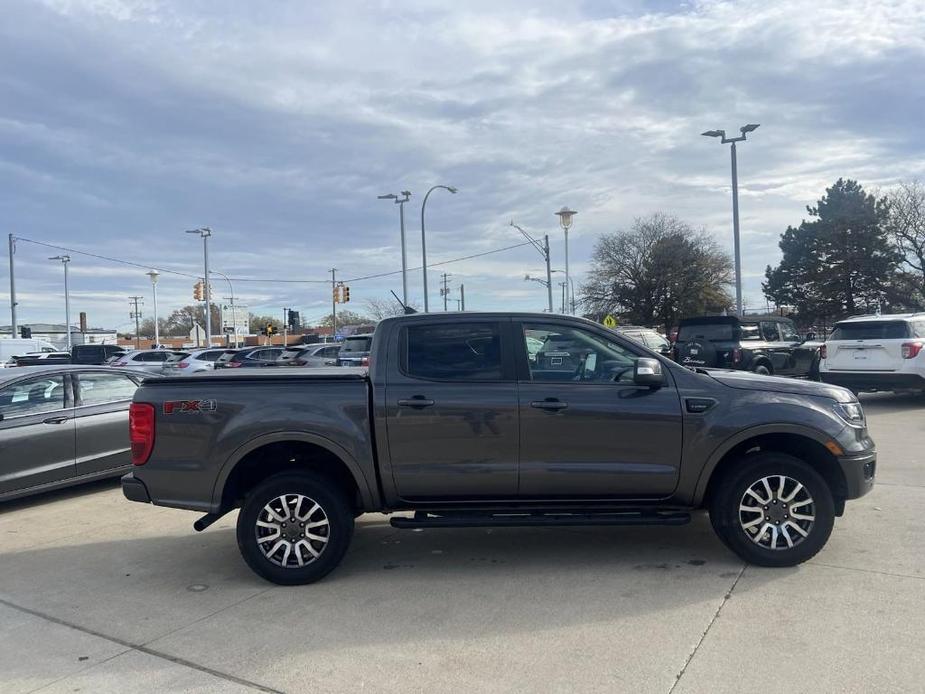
[511,221,554,312]
[146,270,160,347]
[9,234,17,337]
[49,255,72,349]
[210,269,237,347]
[702,123,760,317]
[555,207,577,314]
[185,227,213,345]
[379,191,412,306]
[421,185,457,312]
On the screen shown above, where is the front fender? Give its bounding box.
[690,422,836,505]
[210,430,379,512]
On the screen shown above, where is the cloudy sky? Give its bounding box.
[1,0,923,331]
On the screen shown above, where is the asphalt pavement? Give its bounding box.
[1,392,923,693]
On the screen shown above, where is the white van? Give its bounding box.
[819,313,925,393]
[0,338,59,367]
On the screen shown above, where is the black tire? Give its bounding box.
[709,452,835,567]
[236,473,354,585]
[753,362,773,376]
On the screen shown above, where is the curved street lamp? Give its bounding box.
[421,185,457,312]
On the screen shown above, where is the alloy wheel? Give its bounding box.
[255,493,330,568]
[738,475,815,550]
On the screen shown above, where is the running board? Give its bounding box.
[390,511,691,529]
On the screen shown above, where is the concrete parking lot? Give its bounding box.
[1,393,923,694]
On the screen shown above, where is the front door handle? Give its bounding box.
[43,416,70,424]
[530,399,568,411]
[398,397,436,409]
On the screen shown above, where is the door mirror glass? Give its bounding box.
[633,358,664,387]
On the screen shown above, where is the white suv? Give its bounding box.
[819,313,925,393]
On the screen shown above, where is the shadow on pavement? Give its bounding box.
[0,477,122,517]
[859,391,925,415]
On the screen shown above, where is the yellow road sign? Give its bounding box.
[602,315,617,328]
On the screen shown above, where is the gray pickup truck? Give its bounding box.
[122,312,876,585]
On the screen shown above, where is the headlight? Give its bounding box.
[834,401,865,426]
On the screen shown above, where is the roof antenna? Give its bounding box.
[390,290,417,314]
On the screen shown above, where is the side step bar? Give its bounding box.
[390,510,690,529]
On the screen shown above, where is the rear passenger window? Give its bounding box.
[406,323,503,381]
[78,373,138,405]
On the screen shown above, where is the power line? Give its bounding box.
[14,236,200,279]
[13,235,535,287]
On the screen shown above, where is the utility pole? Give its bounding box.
[129,296,144,349]
[8,234,17,337]
[330,268,337,340]
[511,222,554,313]
[282,307,288,347]
[441,272,450,311]
[460,284,465,311]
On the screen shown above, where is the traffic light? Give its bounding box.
[333,286,342,304]
[265,323,275,337]
[193,281,204,301]
[20,326,31,339]
[287,310,300,330]
[342,285,350,303]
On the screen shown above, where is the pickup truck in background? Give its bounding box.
[122,313,876,585]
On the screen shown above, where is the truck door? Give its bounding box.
[515,320,683,498]
[383,319,519,500]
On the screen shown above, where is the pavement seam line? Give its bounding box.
[807,560,925,581]
[667,563,747,694]
[0,597,282,694]
[26,647,134,694]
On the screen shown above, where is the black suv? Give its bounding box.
[673,315,821,378]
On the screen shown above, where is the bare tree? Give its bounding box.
[364,297,420,321]
[581,213,733,332]
[887,180,925,299]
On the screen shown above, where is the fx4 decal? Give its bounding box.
[163,399,217,415]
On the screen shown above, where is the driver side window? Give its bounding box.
[522,323,639,383]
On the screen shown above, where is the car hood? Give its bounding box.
[705,369,855,402]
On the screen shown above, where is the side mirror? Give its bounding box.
[634,357,665,388]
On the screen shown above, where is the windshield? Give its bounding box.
[830,321,910,340]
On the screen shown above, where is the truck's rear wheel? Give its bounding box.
[709,452,834,567]
[753,362,772,376]
[236,473,354,585]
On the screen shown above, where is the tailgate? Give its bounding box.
[826,340,904,371]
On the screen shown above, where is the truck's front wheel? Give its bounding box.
[236,473,354,585]
[709,452,835,567]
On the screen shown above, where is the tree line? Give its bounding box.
[580,179,925,330]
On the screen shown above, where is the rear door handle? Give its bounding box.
[398,398,436,409]
[43,416,70,424]
[530,400,568,411]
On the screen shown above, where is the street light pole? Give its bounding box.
[330,268,337,339]
[8,234,17,337]
[421,185,457,312]
[555,207,577,314]
[210,270,237,347]
[511,222,554,313]
[49,255,72,349]
[146,270,160,347]
[185,227,213,346]
[379,191,412,306]
[701,124,760,317]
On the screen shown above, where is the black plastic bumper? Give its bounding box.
[821,372,925,391]
[121,473,151,503]
[838,451,876,500]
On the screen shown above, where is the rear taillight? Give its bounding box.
[360,356,370,367]
[819,344,827,359]
[225,361,243,368]
[129,403,155,465]
[902,342,923,359]
[112,360,127,367]
[732,348,742,364]
[177,361,190,368]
